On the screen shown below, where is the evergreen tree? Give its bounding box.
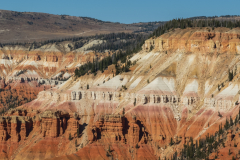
[115,64,120,75]
[99,60,103,72]
[75,140,77,147]
[225,118,229,130]
[135,143,139,148]
[91,58,95,73]
[133,98,136,106]
[230,116,234,126]
[229,69,234,81]
[112,52,117,64]
[77,128,80,137]
[122,108,125,115]
[170,137,174,146]
[75,68,79,77]
[69,133,72,141]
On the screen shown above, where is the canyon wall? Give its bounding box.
[1,28,240,159]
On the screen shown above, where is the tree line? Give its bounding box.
[87,33,147,52]
[150,18,240,38]
[74,50,133,78]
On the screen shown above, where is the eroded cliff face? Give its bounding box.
[0,42,114,112]
[2,28,240,159]
[0,109,81,160]
[0,44,111,81]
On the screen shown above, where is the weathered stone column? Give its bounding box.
[51,118,59,138]
[102,92,105,100]
[0,118,7,142]
[150,95,155,103]
[20,119,27,140]
[71,91,76,100]
[11,117,19,142]
[106,92,110,101]
[77,91,82,100]
[128,116,140,147]
[142,95,146,104]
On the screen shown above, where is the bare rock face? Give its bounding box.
[0,109,81,159]
[89,114,126,143]
[143,28,240,54]
[127,115,140,147]
[0,115,33,143]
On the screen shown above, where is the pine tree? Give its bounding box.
[91,58,95,73]
[229,69,233,81]
[122,108,125,115]
[170,137,174,146]
[77,128,80,137]
[115,64,119,75]
[113,52,117,64]
[99,60,103,72]
[133,98,136,106]
[230,116,233,126]
[225,118,229,130]
[69,133,72,141]
[75,68,79,77]
[103,59,106,70]
[75,139,77,147]
[135,143,139,148]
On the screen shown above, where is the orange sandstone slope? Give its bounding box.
[2,27,240,160]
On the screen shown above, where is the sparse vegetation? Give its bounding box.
[75,140,77,147]
[169,137,174,146]
[229,69,234,81]
[27,21,33,25]
[169,108,240,159]
[135,144,140,149]
[133,98,136,106]
[122,85,127,90]
[77,128,80,137]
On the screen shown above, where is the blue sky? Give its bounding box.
[1,0,239,24]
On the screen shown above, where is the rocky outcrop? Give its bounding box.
[143,28,240,54]
[89,114,126,143]
[0,115,33,143]
[0,109,82,160]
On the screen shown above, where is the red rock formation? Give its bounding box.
[89,114,126,143]
[2,28,240,159]
[128,115,140,147]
